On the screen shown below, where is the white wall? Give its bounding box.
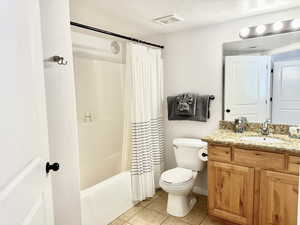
[147,7,300,194]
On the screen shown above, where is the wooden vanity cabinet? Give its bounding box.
[208,161,254,225]
[207,145,299,225]
[260,170,298,225]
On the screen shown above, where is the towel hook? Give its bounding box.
[52,55,68,65]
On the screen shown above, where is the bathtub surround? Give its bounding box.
[73,33,125,190]
[124,43,165,201]
[72,28,165,223]
[72,31,124,64]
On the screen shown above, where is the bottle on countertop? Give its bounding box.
[289,126,300,139]
[234,117,248,133]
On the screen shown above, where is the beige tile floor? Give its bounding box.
[109,190,226,225]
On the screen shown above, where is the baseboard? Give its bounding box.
[192,186,208,196]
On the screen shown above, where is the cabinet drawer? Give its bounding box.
[233,148,285,170]
[208,145,231,162]
[288,156,300,174]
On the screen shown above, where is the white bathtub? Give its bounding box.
[81,171,134,225]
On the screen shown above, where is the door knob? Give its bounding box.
[202,152,208,157]
[46,162,60,174]
[226,109,231,113]
[52,55,68,65]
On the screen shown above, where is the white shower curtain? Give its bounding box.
[123,43,165,201]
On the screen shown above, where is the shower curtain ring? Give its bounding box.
[52,55,68,65]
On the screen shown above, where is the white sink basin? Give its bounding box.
[240,136,284,143]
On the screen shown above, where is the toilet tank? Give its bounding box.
[173,138,207,171]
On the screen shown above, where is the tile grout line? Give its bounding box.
[159,215,169,225]
[198,214,208,225]
[111,192,212,225]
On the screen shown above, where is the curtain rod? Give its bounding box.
[70,21,164,49]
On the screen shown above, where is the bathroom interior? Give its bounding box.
[5,1,300,225]
[63,0,300,225]
[66,1,300,225]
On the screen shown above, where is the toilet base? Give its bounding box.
[167,194,197,217]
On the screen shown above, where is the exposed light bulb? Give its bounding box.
[239,19,300,39]
[256,25,266,35]
[291,19,300,29]
[239,27,250,38]
[273,21,284,32]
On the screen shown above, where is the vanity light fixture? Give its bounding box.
[291,19,300,30]
[239,19,300,39]
[256,25,266,35]
[239,27,250,38]
[273,21,284,32]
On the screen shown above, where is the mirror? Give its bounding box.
[223,32,300,125]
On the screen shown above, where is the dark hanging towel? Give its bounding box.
[175,93,196,116]
[167,94,212,122]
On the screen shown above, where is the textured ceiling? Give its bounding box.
[70,0,300,36]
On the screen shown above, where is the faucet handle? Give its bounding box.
[261,119,271,135]
[262,119,271,126]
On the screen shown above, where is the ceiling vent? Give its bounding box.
[153,14,184,25]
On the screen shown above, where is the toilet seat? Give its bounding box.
[161,167,193,184]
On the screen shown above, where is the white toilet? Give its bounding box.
[159,138,207,217]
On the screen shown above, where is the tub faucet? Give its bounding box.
[261,119,271,136]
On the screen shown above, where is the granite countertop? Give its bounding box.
[202,129,300,156]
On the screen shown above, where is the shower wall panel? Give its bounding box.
[74,55,124,189]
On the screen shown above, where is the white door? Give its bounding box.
[224,56,271,122]
[39,0,82,225]
[272,60,300,125]
[0,1,55,225]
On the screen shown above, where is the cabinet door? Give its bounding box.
[260,170,299,225]
[208,161,255,225]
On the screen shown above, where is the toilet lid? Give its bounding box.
[161,167,193,184]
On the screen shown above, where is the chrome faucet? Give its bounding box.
[261,119,271,136]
